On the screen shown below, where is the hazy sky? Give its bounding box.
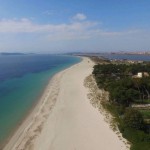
[0,0,150,53]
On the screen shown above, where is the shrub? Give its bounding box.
[123,109,145,130]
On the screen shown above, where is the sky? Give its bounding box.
[0,0,150,53]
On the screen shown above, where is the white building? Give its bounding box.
[137,72,143,78]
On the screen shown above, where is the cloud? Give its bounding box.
[72,13,87,21]
[0,18,40,33]
[0,17,99,40]
[42,10,54,16]
[0,17,146,40]
[0,16,135,40]
[0,14,149,53]
[0,18,94,33]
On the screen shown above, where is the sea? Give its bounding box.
[0,53,149,145]
[100,53,150,61]
[0,54,81,144]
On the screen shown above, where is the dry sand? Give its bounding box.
[4,57,128,150]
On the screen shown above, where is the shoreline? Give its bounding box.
[4,57,128,150]
[3,58,81,150]
[84,74,130,149]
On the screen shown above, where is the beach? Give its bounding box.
[4,57,128,150]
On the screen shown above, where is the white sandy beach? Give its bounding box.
[4,57,128,150]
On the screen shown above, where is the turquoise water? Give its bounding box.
[0,55,81,143]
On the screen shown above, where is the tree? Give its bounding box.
[123,109,145,130]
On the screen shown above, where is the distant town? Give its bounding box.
[110,51,150,55]
[67,51,150,56]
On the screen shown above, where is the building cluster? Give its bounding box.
[132,72,149,78]
[110,59,144,64]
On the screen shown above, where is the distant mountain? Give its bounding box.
[0,52,35,55]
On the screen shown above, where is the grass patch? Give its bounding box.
[101,102,150,150]
[133,99,150,104]
[140,110,150,119]
[131,142,150,150]
[121,128,150,150]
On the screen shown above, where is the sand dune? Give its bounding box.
[4,57,128,150]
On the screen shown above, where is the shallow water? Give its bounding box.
[0,54,81,143]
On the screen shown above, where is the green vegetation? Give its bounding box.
[123,109,145,130]
[92,62,150,150]
[140,110,150,119]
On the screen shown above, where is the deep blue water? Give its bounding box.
[0,54,80,81]
[0,54,81,144]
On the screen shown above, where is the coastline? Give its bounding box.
[4,57,128,150]
[3,58,81,150]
